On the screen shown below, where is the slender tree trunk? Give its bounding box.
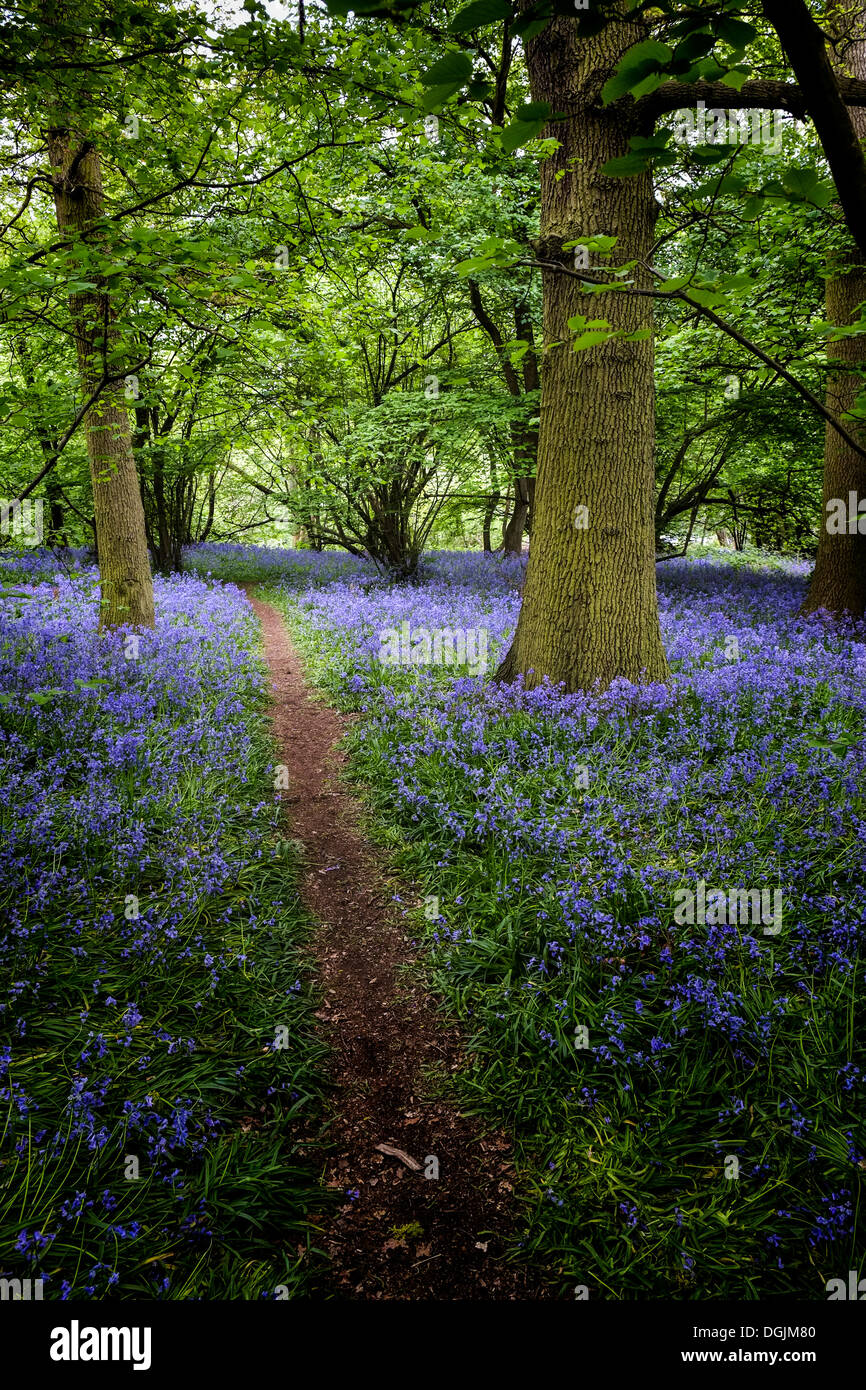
[502,301,539,553]
[802,8,866,618]
[45,126,154,628]
[482,456,501,551]
[468,285,539,555]
[482,501,497,551]
[502,472,532,552]
[46,480,67,547]
[13,333,69,547]
[497,5,669,690]
[200,474,216,542]
[499,481,513,546]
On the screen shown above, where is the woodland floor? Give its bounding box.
[245,588,550,1300]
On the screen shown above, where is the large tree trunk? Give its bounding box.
[802,8,866,618]
[46,126,154,629]
[497,5,669,690]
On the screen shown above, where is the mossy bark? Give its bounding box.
[497,6,669,690]
[46,128,154,629]
[801,10,866,619]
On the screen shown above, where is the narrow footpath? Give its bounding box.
[245,588,549,1300]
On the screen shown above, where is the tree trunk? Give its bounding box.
[200,472,216,542]
[502,474,532,552]
[762,0,866,265]
[503,300,539,553]
[468,284,539,555]
[46,126,154,629]
[482,501,498,551]
[482,455,500,551]
[802,8,866,618]
[13,333,69,548]
[497,6,669,690]
[46,479,67,547]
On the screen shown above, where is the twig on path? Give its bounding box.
[374,1143,422,1172]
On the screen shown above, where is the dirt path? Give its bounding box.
[245,588,548,1301]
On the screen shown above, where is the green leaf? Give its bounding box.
[628,71,665,101]
[505,338,531,363]
[564,234,619,256]
[782,166,820,196]
[501,118,543,154]
[690,56,727,83]
[693,172,747,200]
[511,11,553,41]
[717,17,757,51]
[572,328,614,351]
[781,166,833,206]
[601,152,654,176]
[600,132,676,178]
[692,145,735,165]
[420,52,473,91]
[567,313,614,351]
[26,688,65,705]
[455,255,496,275]
[514,101,551,123]
[687,286,726,309]
[671,31,716,67]
[620,37,674,67]
[719,68,750,91]
[466,78,495,100]
[450,0,512,33]
[601,39,673,106]
[580,279,632,295]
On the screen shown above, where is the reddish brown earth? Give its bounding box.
[245,588,550,1301]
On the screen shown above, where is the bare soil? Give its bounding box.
[245,588,550,1301]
